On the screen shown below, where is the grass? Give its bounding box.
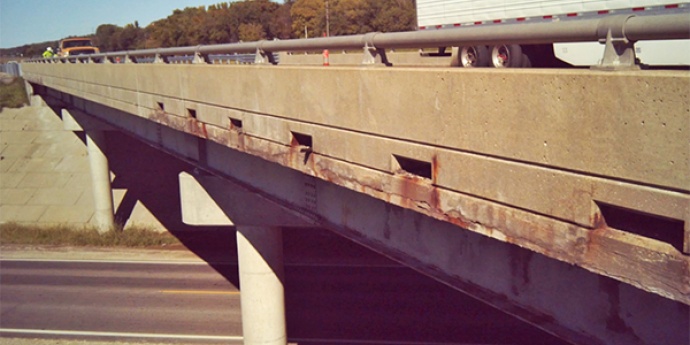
[0,222,181,248]
[0,75,29,109]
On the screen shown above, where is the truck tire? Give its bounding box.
[490,44,523,68]
[452,46,490,67]
[521,53,532,68]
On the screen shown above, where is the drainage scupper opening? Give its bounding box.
[187,108,197,119]
[230,118,243,130]
[393,155,432,180]
[291,132,313,148]
[596,201,685,253]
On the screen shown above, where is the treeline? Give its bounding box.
[95,0,417,52]
[1,0,416,58]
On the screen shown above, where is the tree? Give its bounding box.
[239,23,266,41]
[94,24,121,52]
[203,3,233,44]
[116,22,146,50]
[270,0,294,39]
[330,0,372,35]
[291,0,325,38]
[147,7,207,47]
[369,0,416,33]
[228,0,280,41]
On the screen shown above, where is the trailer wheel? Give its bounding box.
[460,46,489,67]
[521,53,532,68]
[451,46,490,67]
[490,44,523,68]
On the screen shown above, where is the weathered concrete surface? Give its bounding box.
[179,172,315,227]
[23,64,688,219]
[20,62,690,344]
[0,105,93,225]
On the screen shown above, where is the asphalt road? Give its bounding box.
[0,259,242,343]
[0,228,569,345]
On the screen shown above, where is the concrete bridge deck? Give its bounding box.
[20,61,690,345]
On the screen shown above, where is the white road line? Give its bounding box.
[0,258,403,268]
[0,328,243,341]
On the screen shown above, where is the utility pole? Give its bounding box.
[326,0,330,37]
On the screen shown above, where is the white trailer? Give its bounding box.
[416,0,690,67]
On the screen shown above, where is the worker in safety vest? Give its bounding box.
[42,47,54,58]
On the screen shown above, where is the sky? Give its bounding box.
[0,0,231,48]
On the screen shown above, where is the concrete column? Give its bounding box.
[86,130,115,233]
[236,226,286,345]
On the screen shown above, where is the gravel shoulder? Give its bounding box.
[0,245,205,263]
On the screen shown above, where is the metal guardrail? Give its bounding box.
[27,12,690,69]
[134,53,263,65]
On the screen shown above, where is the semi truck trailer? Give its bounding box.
[416,0,690,67]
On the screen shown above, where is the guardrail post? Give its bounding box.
[361,33,392,66]
[362,43,392,66]
[593,15,639,70]
[254,48,277,65]
[193,52,210,64]
[154,53,168,64]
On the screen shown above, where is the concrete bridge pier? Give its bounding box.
[85,130,115,233]
[62,109,115,233]
[236,226,286,345]
[179,171,315,344]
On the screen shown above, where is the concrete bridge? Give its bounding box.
[19,55,689,345]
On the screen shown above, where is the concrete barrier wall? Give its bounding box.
[276,51,453,66]
[21,64,688,228]
[0,62,22,77]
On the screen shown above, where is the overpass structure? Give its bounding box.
[20,17,689,345]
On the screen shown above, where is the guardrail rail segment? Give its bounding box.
[28,12,690,70]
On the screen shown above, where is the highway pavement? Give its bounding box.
[0,259,242,343]
[0,228,569,344]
